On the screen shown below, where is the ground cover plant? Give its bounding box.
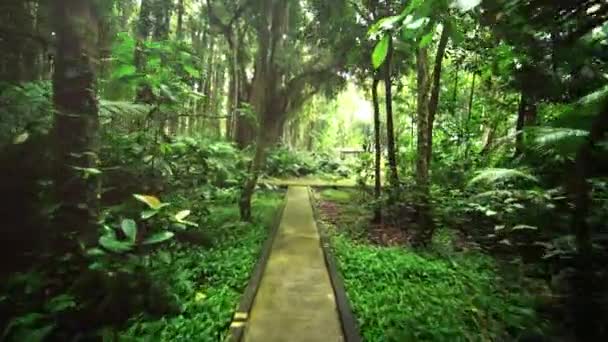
[315,188,549,341]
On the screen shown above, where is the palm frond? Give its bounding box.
[468,168,538,186]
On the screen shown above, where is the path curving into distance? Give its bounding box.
[242,186,344,342]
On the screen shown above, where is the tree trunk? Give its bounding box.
[414,46,434,245]
[384,37,399,192]
[372,75,382,223]
[51,0,100,248]
[176,0,184,40]
[239,0,289,220]
[135,0,153,103]
[426,25,450,165]
[514,90,538,156]
[568,103,608,340]
[464,72,477,159]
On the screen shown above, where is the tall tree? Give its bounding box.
[51,0,100,247]
[372,75,382,222]
[384,37,399,192]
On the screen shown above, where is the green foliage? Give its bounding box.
[265,147,351,178]
[120,191,283,341]
[468,168,539,186]
[104,32,201,104]
[0,81,52,147]
[331,233,544,341]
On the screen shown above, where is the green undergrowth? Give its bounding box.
[317,189,546,341]
[120,191,283,341]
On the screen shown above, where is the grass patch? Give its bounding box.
[121,191,283,341]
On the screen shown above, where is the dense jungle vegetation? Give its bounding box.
[1,0,607,341]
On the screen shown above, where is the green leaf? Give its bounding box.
[452,0,482,12]
[377,15,404,31]
[183,65,200,78]
[45,294,76,313]
[512,225,538,231]
[372,35,390,69]
[13,132,29,144]
[142,232,175,245]
[419,31,434,48]
[174,210,191,221]
[86,248,106,256]
[121,219,137,244]
[405,17,429,30]
[112,64,136,79]
[141,209,159,220]
[99,235,133,253]
[133,194,168,210]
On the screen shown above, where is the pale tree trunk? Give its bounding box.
[372,75,382,223]
[52,0,100,248]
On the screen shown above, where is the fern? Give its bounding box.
[531,127,588,146]
[468,168,538,186]
[99,100,151,119]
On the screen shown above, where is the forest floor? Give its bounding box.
[312,188,548,341]
[243,186,343,342]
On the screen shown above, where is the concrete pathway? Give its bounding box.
[243,186,344,342]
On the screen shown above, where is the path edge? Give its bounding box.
[308,187,363,342]
[226,191,287,342]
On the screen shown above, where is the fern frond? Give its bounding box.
[531,127,588,146]
[468,168,538,186]
[99,100,151,119]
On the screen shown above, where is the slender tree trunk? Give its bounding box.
[514,89,538,156]
[426,25,450,165]
[176,0,184,40]
[451,63,460,117]
[52,0,100,248]
[414,46,434,244]
[135,0,153,103]
[372,75,382,223]
[384,37,399,192]
[464,72,477,159]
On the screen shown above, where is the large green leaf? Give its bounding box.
[121,219,137,244]
[99,235,133,253]
[142,232,175,245]
[372,35,390,69]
